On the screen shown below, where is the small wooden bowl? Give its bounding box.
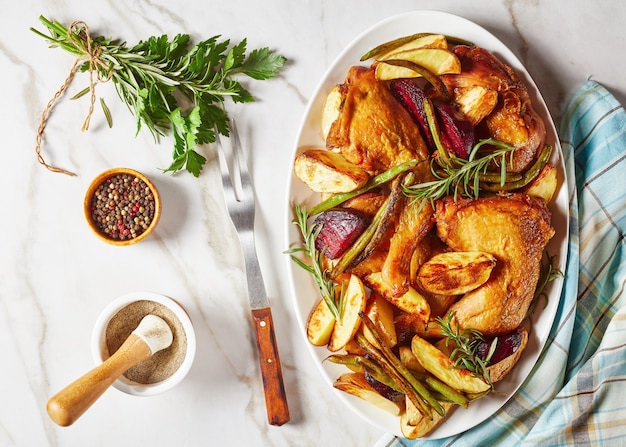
[84,168,161,246]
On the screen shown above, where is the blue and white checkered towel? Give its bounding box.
[376,80,626,447]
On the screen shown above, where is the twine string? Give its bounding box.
[35,20,112,176]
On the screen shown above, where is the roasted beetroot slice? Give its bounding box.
[477,327,525,365]
[436,102,475,159]
[390,79,434,147]
[313,209,371,260]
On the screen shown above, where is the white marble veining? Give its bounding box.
[2,1,625,446]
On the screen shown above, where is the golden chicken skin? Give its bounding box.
[326,66,430,174]
[441,46,546,173]
[434,193,554,336]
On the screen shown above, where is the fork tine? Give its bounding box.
[216,119,255,220]
[229,119,253,205]
[215,130,236,203]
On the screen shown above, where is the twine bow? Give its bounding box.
[35,21,112,176]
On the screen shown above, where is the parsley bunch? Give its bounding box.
[31,16,287,176]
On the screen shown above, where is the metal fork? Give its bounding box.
[216,120,290,426]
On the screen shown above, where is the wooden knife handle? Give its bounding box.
[251,307,290,426]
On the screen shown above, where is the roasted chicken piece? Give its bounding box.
[326,66,429,174]
[441,46,546,172]
[323,65,437,295]
[434,193,554,337]
[381,198,434,297]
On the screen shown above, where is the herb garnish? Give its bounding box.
[435,313,494,389]
[403,138,517,208]
[286,205,343,320]
[525,253,563,325]
[31,16,286,177]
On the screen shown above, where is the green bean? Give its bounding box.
[307,159,422,216]
[478,172,523,183]
[355,333,433,419]
[411,371,469,408]
[330,173,407,278]
[359,33,432,61]
[326,354,402,392]
[423,97,452,163]
[359,313,446,417]
[481,145,553,192]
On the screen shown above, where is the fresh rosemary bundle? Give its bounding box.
[31,16,287,177]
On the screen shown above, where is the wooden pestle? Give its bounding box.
[46,314,173,427]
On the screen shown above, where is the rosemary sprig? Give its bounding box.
[435,313,494,389]
[286,205,343,320]
[526,253,564,321]
[403,138,517,207]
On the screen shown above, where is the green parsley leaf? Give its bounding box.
[240,47,289,80]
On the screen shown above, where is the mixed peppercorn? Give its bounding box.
[89,173,156,241]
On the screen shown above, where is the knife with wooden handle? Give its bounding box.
[240,230,290,426]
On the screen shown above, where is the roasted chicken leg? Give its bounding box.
[441,46,546,173]
[326,66,430,174]
[434,193,554,336]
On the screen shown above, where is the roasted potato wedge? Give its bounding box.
[366,272,430,322]
[399,345,426,373]
[343,338,366,356]
[402,393,422,426]
[401,396,454,440]
[375,47,461,81]
[328,274,367,351]
[363,292,398,348]
[436,327,529,383]
[409,232,449,283]
[334,372,403,416]
[322,85,345,140]
[394,313,444,346]
[294,147,370,193]
[423,293,459,319]
[522,163,558,204]
[306,298,336,346]
[341,191,388,216]
[454,85,498,126]
[377,34,448,60]
[417,251,496,296]
[411,335,491,393]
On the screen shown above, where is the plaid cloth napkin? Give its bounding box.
[376,79,626,447]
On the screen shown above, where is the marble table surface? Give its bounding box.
[2,1,624,446]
